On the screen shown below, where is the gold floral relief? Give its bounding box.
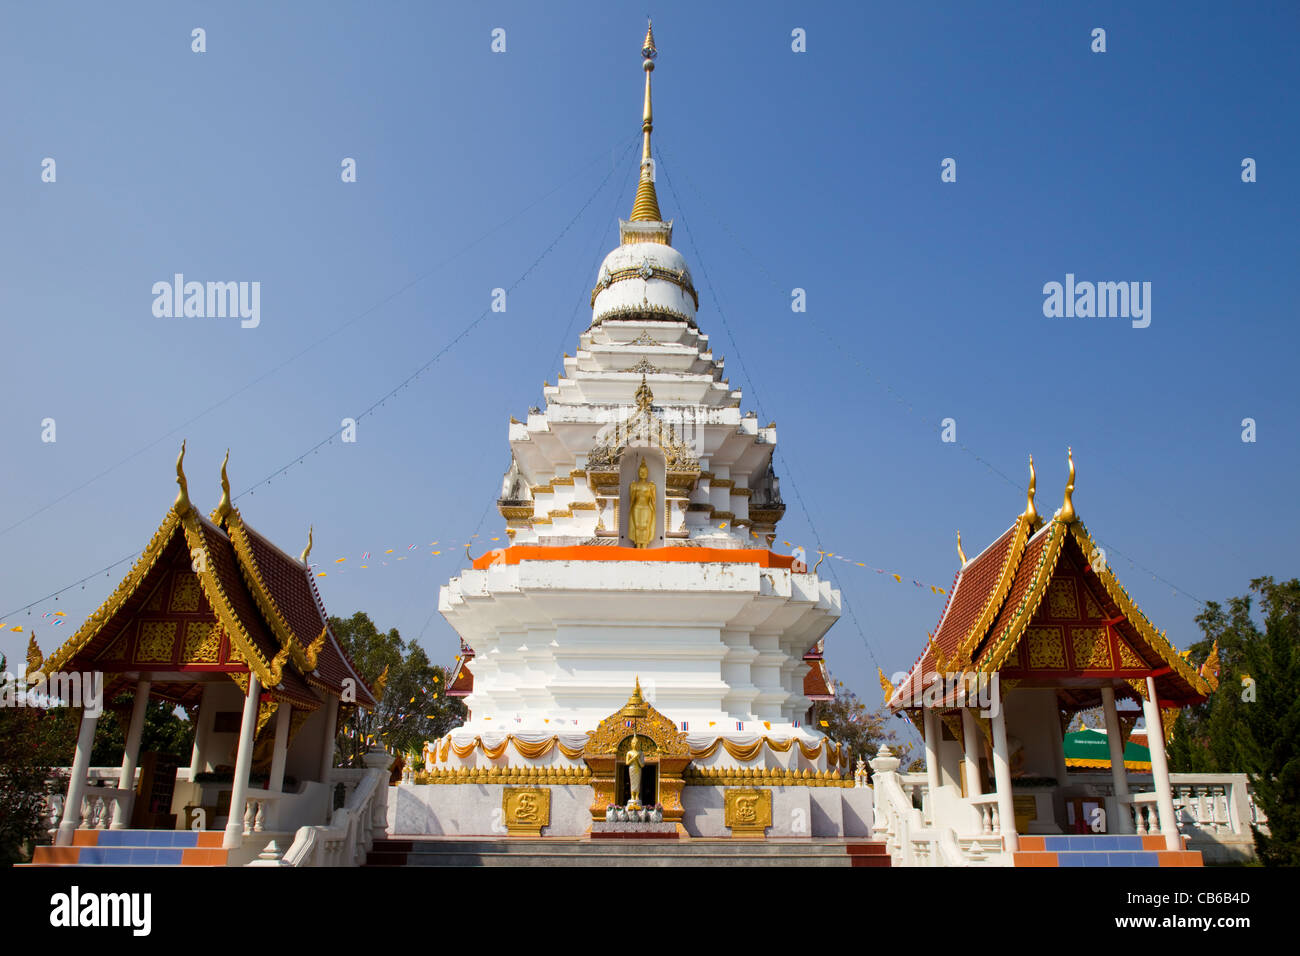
[136,621,179,663]
[1116,637,1145,670]
[1026,626,1066,669]
[1005,645,1022,668]
[182,621,221,663]
[169,574,202,612]
[1071,626,1112,669]
[1081,587,1104,620]
[1047,579,1079,619]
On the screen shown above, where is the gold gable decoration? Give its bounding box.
[583,679,692,826]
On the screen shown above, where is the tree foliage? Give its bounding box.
[0,658,79,864]
[1168,577,1300,866]
[90,696,194,766]
[329,612,466,768]
[816,679,918,775]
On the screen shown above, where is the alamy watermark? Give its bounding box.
[1,669,103,716]
[1043,274,1150,329]
[152,274,260,328]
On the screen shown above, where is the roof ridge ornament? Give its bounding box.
[1023,454,1038,526]
[300,525,313,565]
[956,531,967,567]
[1059,447,1076,524]
[214,448,233,523]
[173,440,191,515]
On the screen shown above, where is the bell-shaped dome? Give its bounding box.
[591,237,698,326]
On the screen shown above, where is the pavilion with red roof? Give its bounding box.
[38,443,376,853]
[884,451,1211,864]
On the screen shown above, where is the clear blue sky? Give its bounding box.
[3,2,1297,735]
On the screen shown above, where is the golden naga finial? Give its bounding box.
[956,531,967,566]
[878,667,895,702]
[1059,446,1076,523]
[630,20,662,222]
[173,440,191,514]
[1023,455,1038,525]
[305,625,327,670]
[373,663,390,700]
[26,634,44,680]
[300,525,314,564]
[214,448,233,522]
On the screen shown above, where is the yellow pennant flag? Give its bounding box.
[893,573,902,583]
[819,720,829,727]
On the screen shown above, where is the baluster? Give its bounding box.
[96,795,110,830]
[243,799,255,835]
[254,800,266,833]
[1132,805,1146,835]
[990,803,1001,835]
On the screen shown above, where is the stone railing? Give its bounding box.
[280,765,389,867]
[869,748,970,867]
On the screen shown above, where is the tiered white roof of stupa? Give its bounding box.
[435,24,843,772]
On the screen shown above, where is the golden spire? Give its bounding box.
[956,531,967,566]
[26,634,44,680]
[214,449,233,522]
[1023,455,1038,525]
[1059,447,1076,523]
[173,440,191,514]
[629,20,662,222]
[300,525,314,564]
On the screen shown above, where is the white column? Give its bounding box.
[1143,677,1181,851]
[223,673,261,850]
[922,706,941,802]
[990,683,1019,852]
[1100,686,1133,833]
[268,704,291,792]
[318,695,339,783]
[111,678,151,829]
[189,681,214,778]
[56,708,100,846]
[961,707,981,798]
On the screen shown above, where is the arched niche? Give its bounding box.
[618,447,666,548]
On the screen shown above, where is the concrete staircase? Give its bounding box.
[367,836,891,867]
[1014,834,1203,867]
[26,829,229,867]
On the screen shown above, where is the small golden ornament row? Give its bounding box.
[683,767,855,788]
[414,766,594,786]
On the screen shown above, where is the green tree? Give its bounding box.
[816,680,917,775]
[329,612,465,768]
[1168,578,1300,866]
[89,696,194,766]
[0,658,79,864]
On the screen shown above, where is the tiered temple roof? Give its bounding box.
[44,444,377,711]
[887,453,1211,717]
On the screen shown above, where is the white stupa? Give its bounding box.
[434,22,842,773]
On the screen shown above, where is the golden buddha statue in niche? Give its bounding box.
[625,735,644,808]
[628,456,656,548]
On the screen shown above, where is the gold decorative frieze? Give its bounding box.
[553,476,575,486]
[1047,579,1079,619]
[684,767,849,788]
[499,505,535,521]
[137,621,179,663]
[724,788,772,839]
[415,766,593,785]
[530,484,554,495]
[502,787,551,837]
[182,621,221,663]
[169,575,202,613]
[1071,626,1112,669]
[570,501,597,511]
[1026,626,1066,669]
[711,478,734,489]
[730,488,753,498]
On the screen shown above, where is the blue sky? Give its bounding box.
[3,2,1297,732]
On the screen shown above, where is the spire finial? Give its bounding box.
[173,440,191,514]
[630,20,662,222]
[215,448,233,522]
[300,525,314,564]
[1023,454,1038,525]
[1059,447,1076,523]
[956,531,967,566]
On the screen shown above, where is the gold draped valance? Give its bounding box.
[428,733,843,766]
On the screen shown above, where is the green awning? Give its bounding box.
[1063,728,1151,770]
